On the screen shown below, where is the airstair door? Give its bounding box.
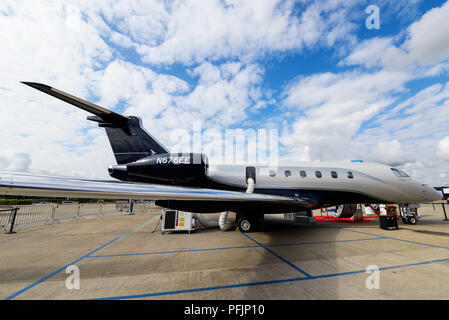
[246,166,256,184]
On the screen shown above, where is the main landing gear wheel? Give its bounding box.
[237,216,255,232]
[236,213,263,233]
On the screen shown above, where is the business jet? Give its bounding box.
[0,82,442,232]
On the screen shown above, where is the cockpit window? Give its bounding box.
[391,168,409,177]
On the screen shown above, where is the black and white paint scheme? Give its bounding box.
[0,83,442,231]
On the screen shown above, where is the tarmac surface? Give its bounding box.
[1,203,448,300]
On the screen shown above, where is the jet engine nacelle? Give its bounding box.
[108,153,208,183]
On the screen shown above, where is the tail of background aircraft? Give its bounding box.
[22,82,169,164]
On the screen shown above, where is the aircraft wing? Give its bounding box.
[0,171,312,206]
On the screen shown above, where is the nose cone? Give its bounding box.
[423,186,443,202]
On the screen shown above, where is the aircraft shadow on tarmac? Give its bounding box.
[222,214,344,299]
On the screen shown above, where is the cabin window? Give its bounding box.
[269,170,276,177]
[391,168,409,177]
[347,171,354,179]
[315,171,322,178]
[285,170,291,177]
[300,170,306,178]
[331,171,337,178]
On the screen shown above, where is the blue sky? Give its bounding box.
[0,0,449,186]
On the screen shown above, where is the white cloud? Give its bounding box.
[405,1,449,66]
[352,82,449,185]
[0,1,112,93]
[359,81,449,145]
[279,70,410,161]
[343,1,449,72]
[279,70,449,187]
[96,59,267,144]
[0,1,272,179]
[82,0,361,65]
[98,59,190,111]
[391,82,449,115]
[7,153,32,171]
[0,1,114,178]
[369,140,411,167]
[175,62,265,125]
[340,37,395,68]
[437,136,449,161]
[0,156,9,169]
[282,70,409,111]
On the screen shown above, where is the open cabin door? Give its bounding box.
[246,166,256,184]
[245,166,256,193]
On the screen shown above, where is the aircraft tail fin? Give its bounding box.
[22,82,169,164]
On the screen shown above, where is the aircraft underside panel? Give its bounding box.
[154,200,311,214]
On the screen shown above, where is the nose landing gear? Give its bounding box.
[400,205,419,225]
[402,215,418,225]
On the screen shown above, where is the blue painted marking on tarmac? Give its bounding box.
[310,257,449,279]
[268,237,382,247]
[4,217,152,300]
[91,256,449,300]
[342,228,449,250]
[91,277,304,300]
[88,237,383,258]
[240,232,312,278]
[88,245,259,258]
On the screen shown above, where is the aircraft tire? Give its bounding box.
[237,216,256,233]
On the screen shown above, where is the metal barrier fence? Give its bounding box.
[0,208,19,233]
[54,202,153,220]
[0,204,54,228]
[0,208,15,231]
[1,201,156,233]
[115,200,156,213]
[424,202,449,221]
[17,204,54,225]
[0,208,12,230]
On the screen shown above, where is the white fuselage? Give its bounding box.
[206,160,442,204]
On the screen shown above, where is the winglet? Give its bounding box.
[21,81,129,124]
[22,81,170,164]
